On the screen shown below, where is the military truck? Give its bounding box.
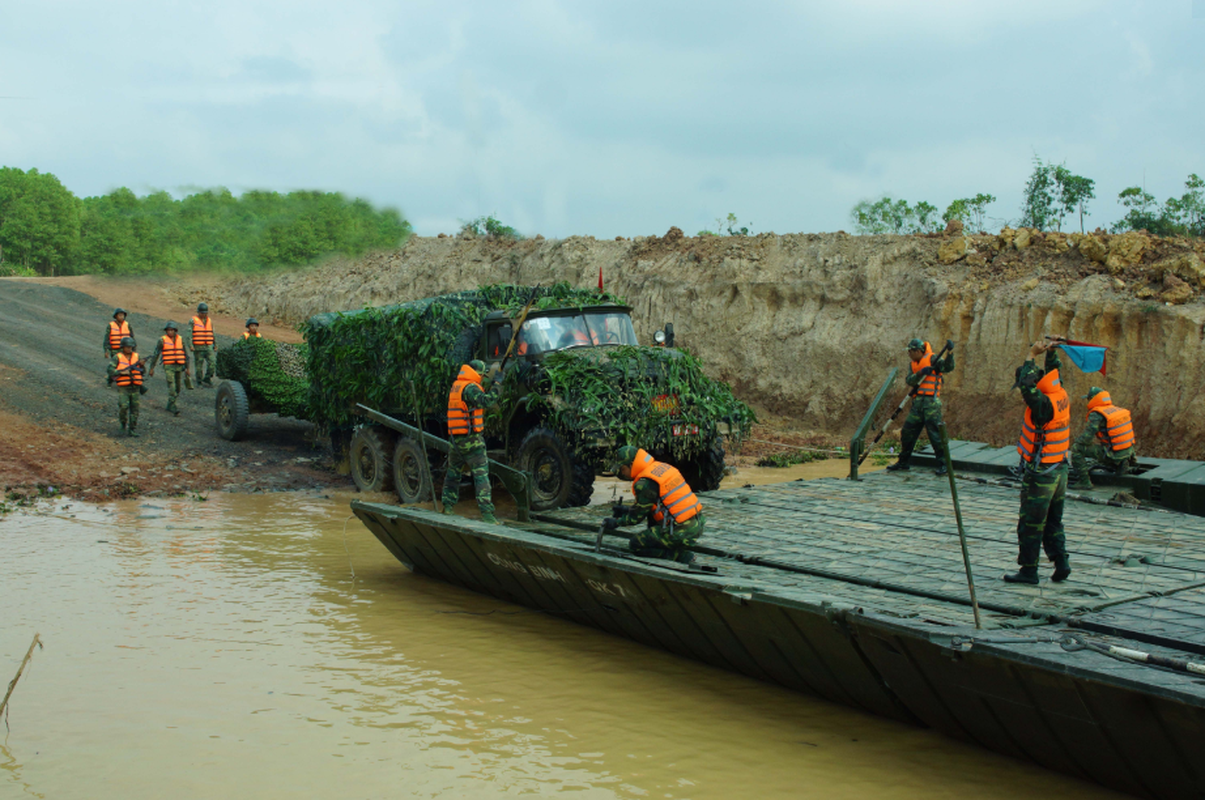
[214,284,753,511]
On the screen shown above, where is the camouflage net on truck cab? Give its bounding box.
[302,283,624,429]
[216,338,310,419]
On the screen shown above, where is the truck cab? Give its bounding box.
[482,305,640,361]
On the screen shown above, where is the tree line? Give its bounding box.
[0,166,412,277]
[850,156,1204,238]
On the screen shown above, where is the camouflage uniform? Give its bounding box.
[893,340,955,469]
[1070,411,1135,488]
[106,352,143,435]
[441,373,500,520]
[150,332,192,414]
[614,477,705,562]
[1011,349,1071,581]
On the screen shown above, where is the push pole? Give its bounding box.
[938,422,981,628]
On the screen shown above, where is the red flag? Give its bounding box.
[597,266,603,292]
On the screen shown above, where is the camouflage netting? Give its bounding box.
[513,346,756,465]
[216,338,310,419]
[302,283,624,428]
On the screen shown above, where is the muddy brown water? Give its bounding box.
[2,478,1123,799]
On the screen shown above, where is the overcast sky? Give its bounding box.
[2,1,1202,238]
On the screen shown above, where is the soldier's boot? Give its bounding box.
[934,458,948,477]
[1052,556,1072,582]
[886,454,911,472]
[1115,460,1131,477]
[480,513,499,524]
[673,549,696,564]
[1068,469,1093,490]
[1003,566,1040,585]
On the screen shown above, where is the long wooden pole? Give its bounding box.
[938,423,982,629]
[1,633,43,720]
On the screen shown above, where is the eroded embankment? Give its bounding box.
[201,229,1205,458]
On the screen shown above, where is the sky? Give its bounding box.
[1,0,1203,238]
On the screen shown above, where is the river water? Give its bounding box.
[1,485,1123,799]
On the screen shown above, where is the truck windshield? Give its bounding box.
[518,312,638,354]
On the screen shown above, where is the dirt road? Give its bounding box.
[0,279,336,500]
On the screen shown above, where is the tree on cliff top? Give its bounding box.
[850,197,941,234]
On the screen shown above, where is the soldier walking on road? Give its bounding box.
[104,308,134,358]
[441,360,501,523]
[148,322,192,416]
[106,336,146,436]
[887,338,956,475]
[1069,387,1136,489]
[1005,339,1072,585]
[191,302,217,387]
[604,445,705,563]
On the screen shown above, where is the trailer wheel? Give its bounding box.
[350,425,394,493]
[680,435,726,492]
[215,381,250,441]
[514,427,594,510]
[392,436,432,504]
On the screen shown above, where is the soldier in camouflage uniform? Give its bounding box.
[190,302,217,387]
[106,337,146,436]
[1005,340,1072,585]
[442,360,501,523]
[887,338,955,476]
[604,445,705,563]
[148,321,192,416]
[1069,387,1136,489]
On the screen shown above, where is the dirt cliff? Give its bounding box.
[202,229,1205,459]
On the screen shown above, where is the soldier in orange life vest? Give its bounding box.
[106,336,146,436]
[441,360,501,523]
[148,321,192,416]
[243,318,262,339]
[190,302,217,388]
[104,308,134,358]
[886,337,955,475]
[1005,340,1072,585]
[1069,387,1136,489]
[604,445,704,563]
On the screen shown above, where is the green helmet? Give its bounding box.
[1083,386,1106,401]
[164,321,179,331]
[113,307,127,318]
[469,359,486,374]
[614,445,640,473]
[120,336,135,348]
[245,318,259,327]
[197,302,208,313]
[906,337,925,351]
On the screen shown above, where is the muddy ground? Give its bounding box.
[0,277,830,503]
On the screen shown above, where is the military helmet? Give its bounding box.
[906,337,925,351]
[1083,386,1106,401]
[197,302,208,313]
[468,359,486,374]
[120,336,135,348]
[245,317,259,327]
[164,321,179,331]
[614,445,641,473]
[113,307,127,318]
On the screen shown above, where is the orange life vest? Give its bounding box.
[115,352,143,387]
[1087,392,1135,452]
[911,342,941,397]
[242,331,262,340]
[1017,369,1071,465]
[629,448,701,524]
[191,316,214,347]
[447,364,485,435]
[160,334,186,366]
[108,320,130,351]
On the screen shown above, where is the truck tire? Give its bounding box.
[514,427,594,510]
[215,381,250,441]
[680,435,726,492]
[392,436,432,504]
[350,425,394,493]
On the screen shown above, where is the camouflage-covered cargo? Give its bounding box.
[216,283,754,511]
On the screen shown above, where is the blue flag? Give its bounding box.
[1059,344,1108,376]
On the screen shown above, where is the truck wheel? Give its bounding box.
[350,425,394,493]
[681,435,726,492]
[515,427,594,510]
[392,436,432,504]
[215,381,250,441]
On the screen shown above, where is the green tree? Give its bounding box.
[0,167,81,276]
[943,193,996,232]
[1112,186,1172,235]
[1019,157,1056,230]
[1052,166,1095,233]
[1166,173,1205,237]
[460,215,521,240]
[851,197,941,234]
